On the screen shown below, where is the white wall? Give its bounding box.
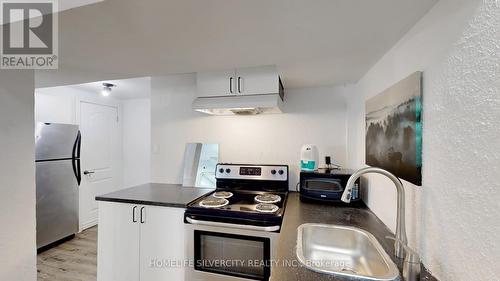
[0,70,36,281]
[151,74,349,189]
[122,99,151,188]
[346,0,500,280]
[35,86,122,125]
[35,90,76,124]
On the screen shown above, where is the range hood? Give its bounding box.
[192,93,284,115]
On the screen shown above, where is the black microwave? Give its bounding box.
[299,169,361,204]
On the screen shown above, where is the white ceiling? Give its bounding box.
[35,0,437,89]
[68,76,151,100]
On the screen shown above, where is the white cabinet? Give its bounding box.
[139,206,185,280]
[196,69,236,97]
[196,65,281,97]
[235,65,280,95]
[97,202,140,281]
[97,202,185,281]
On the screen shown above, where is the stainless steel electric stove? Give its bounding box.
[185,164,289,281]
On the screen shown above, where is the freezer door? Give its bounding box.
[35,123,80,161]
[36,160,79,248]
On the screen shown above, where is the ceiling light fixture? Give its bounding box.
[101,83,116,97]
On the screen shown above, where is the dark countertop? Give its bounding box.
[95,183,213,208]
[271,192,402,281]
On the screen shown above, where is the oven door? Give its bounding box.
[185,219,278,281]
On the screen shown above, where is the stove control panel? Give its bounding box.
[216,164,288,181]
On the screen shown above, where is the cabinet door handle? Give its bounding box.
[237,77,242,93]
[229,77,233,94]
[140,207,145,223]
[132,206,137,223]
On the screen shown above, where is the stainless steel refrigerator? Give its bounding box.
[35,123,81,249]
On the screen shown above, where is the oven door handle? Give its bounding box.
[186,217,280,232]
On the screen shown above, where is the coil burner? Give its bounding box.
[213,191,233,199]
[255,194,281,204]
[199,198,229,208]
[255,203,279,213]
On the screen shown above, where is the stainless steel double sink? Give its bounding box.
[296,223,400,280]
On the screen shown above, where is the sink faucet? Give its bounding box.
[341,167,408,259]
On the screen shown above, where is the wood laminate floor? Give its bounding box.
[37,226,97,281]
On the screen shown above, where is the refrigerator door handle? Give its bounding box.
[72,131,82,185]
[72,159,81,186]
[73,131,81,159]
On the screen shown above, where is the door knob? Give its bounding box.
[83,170,95,175]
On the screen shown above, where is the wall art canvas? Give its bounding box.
[365,71,422,186]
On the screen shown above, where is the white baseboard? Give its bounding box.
[80,218,98,232]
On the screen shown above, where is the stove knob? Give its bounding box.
[219,168,224,173]
[271,169,277,175]
[225,168,231,173]
[278,169,284,175]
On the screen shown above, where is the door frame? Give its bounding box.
[75,95,122,232]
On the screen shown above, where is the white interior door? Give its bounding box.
[79,101,120,230]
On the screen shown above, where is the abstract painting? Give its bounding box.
[365,72,422,186]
